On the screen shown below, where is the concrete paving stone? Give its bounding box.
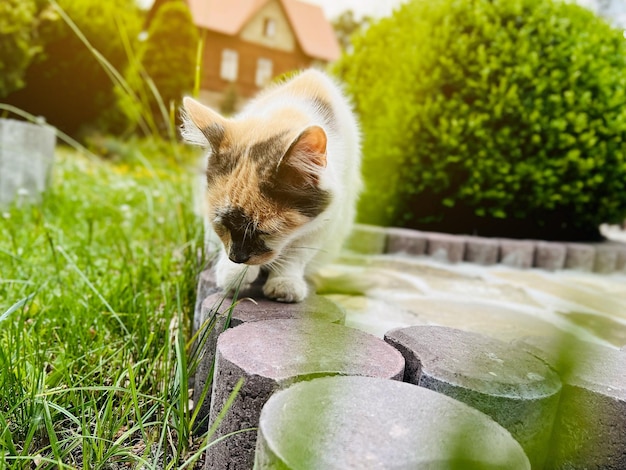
[612,243,626,272]
[192,285,346,435]
[255,376,530,470]
[205,319,405,470]
[563,243,595,271]
[555,311,626,348]
[499,239,536,269]
[426,232,466,263]
[343,223,388,255]
[391,297,565,343]
[385,325,561,469]
[516,335,626,470]
[385,227,427,255]
[494,270,626,322]
[464,236,499,265]
[534,241,566,271]
[193,269,220,334]
[593,244,619,273]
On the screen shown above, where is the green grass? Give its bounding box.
[0,143,214,469]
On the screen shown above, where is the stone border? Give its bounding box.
[345,223,626,273]
[192,262,626,469]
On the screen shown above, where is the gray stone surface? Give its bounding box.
[426,232,465,263]
[385,325,561,469]
[534,241,566,271]
[613,243,626,272]
[386,227,427,256]
[564,243,595,271]
[499,239,536,268]
[193,269,220,333]
[255,376,530,470]
[464,236,499,265]
[593,244,619,273]
[206,319,405,470]
[517,335,626,470]
[193,285,345,435]
[0,118,56,206]
[343,223,388,254]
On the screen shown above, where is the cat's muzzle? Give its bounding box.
[228,246,275,265]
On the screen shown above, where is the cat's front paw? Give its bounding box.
[263,276,308,303]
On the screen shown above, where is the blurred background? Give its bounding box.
[1,2,626,467]
[2,0,626,240]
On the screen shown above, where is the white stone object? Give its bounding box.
[0,118,56,206]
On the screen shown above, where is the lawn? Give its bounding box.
[0,142,210,469]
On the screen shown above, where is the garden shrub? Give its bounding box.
[336,0,626,240]
[4,0,142,138]
[0,0,39,98]
[116,0,198,138]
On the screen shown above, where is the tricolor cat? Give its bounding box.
[182,69,361,302]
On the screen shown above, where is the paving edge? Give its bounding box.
[345,223,626,273]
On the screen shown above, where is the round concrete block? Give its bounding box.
[385,326,561,469]
[255,376,530,470]
[534,241,566,271]
[464,236,499,265]
[193,290,346,435]
[564,243,595,271]
[593,244,620,273]
[206,320,406,469]
[517,335,626,470]
[193,269,220,333]
[499,239,536,268]
[426,232,466,263]
[386,227,427,255]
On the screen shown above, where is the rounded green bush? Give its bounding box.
[336,0,626,240]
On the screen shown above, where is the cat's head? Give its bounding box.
[182,97,331,266]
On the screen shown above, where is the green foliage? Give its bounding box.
[0,0,40,98]
[117,0,198,138]
[330,10,371,52]
[0,146,208,467]
[220,84,239,115]
[336,0,626,240]
[4,0,142,138]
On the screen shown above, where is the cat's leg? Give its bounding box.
[214,250,260,293]
[263,250,311,303]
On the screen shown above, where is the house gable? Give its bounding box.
[239,0,296,53]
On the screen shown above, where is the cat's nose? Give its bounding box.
[229,251,250,264]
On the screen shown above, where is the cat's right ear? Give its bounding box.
[181,97,226,151]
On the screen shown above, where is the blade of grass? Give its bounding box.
[55,245,134,346]
[0,293,34,324]
[42,400,62,464]
[193,29,207,98]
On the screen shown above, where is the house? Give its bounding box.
[185,0,341,109]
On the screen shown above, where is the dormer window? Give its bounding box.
[263,18,276,37]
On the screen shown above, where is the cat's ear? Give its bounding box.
[277,126,327,185]
[181,97,226,150]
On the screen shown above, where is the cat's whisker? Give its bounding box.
[243,220,254,242]
[290,246,328,253]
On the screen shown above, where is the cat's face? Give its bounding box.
[183,98,331,265]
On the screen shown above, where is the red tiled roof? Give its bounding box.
[186,0,341,62]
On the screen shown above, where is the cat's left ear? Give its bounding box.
[181,97,227,150]
[278,126,327,184]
